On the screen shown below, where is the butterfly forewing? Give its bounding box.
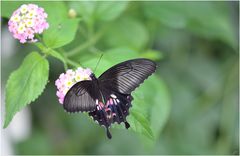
[63,80,97,113]
[98,58,157,94]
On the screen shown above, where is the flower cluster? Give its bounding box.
[55,67,93,104]
[8,4,49,43]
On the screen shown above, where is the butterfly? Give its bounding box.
[63,58,157,139]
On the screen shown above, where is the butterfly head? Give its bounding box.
[90,73,97,80]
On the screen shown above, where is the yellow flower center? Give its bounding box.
[67,81,72,86]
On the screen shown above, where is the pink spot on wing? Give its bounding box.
[106,100,110,106]
[105,107,111,112]
[99,101,104,108]
[109,98,113,105]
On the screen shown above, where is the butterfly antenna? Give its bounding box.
[93,53,103,73]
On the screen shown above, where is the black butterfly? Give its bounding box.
[63,58,156,139]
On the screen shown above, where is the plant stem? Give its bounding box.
[87,20,94,38]
[65,57,81,68]
[66,28,105,57]
[89,46,103,54]
[34,42,45,51]
[57,48,69,70]
[78,25,88,39]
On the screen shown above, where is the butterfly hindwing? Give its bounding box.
[98,58,157,94]
[63,80,97,113]
[89,91,133,139]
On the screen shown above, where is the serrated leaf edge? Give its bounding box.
[4,52,49,128]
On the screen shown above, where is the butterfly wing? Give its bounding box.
[98,58,157,94]
[63,58,156,139]
[63,80,97,113]
[88,58,156,139]
[89,91,133,139]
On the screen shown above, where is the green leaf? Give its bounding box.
[149,76,171,138]
[4,52,49,128]
[43,19,79,49]
[35,1,68,24]
[68,1,128,22]
[128,110,154,140]
[68,1,96,22]
[140,49,164,60]
[1,1,23,18]
[95,2,129,21]
[132,75,171,139]
[104,17,149,50]
[143,2,237,49]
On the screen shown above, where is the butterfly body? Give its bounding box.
[63,58,156,139]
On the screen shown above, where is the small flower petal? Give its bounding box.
[8,4,49,44]
[55,68,93,104]
[20,4,28,14]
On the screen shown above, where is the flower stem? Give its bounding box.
[66,28,105,57]
[65,57,81,68]
[78,25,88,39]
[34,42,45,51]
[34,42,69,70]
[87,20,94,38]
[58,48,69,70]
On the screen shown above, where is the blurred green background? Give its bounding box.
[1,1,239,155]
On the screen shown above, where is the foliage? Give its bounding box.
[1,1,238,155]
[4,52,49,128]
[2,1,167,140]
[43,19,79,48]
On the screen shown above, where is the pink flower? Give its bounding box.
[55,68,93,104]
[8,4,49,43]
